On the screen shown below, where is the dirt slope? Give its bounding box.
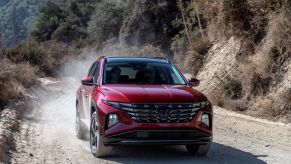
[197,36,291,121]
[3,77,290,164]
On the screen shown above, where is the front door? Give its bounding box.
[81,62,100,122]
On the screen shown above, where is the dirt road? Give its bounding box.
[6,78,291,164]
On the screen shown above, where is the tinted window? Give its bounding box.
[88,62,98,77]
[93,62,100,82]
[103,62,187,85]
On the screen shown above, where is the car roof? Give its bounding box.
[103,57,170,64]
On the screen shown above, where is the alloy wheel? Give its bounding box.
[90,116,98,154]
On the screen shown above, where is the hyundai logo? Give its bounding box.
[157,106,171,116]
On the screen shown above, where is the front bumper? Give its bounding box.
[96,100,213,144]
[102,130,212,146]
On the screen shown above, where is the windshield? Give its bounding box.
[103,62,187,85]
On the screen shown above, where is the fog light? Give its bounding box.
[107,114,119,129]
[201,113,210,127]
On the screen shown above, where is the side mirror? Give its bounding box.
[81,76,97,86]
[188,78,200,87]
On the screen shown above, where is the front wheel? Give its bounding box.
[90,112,112,158]
[186,139,212,156]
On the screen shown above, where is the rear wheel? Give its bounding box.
[90,112,112,157]
[75,102,87,139]
[186,139,212,156]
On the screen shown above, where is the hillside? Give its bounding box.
[0,0,47,47]
[0,0,290,121]
[0,0,9,7]
[195,0,291,121]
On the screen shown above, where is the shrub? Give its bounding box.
[223,78,243,99]
[221,0,252,36]
[31,0,96,43]
[52,23,86,43]
[87,1,129,46]
[32,2,67,42]
[255,90,291,118]
[221,98,248,112]
[282,89,291,114]
[208,71,245,109]
[1,42,76,76]
[0,59,37,101]
[197,0,253,39]
[184,38,211,75]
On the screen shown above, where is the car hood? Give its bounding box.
[100,85,206,103]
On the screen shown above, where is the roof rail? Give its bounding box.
[153,57,171,63]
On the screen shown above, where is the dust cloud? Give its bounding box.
[36,49,101,144]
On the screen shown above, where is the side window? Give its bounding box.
[88,62,98,77]
[93,62,100,82]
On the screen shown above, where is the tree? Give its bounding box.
[32,2,67,41]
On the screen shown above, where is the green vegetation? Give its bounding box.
[87,0,132,47]
[32,0,96,43]
[0,0,48,48]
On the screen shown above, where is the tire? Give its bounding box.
[75,102,88,139]
[186,139,212,156]
[90,112,112,158]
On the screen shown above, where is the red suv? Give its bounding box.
[76,57,213,157]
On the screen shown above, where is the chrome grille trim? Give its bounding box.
[122,103,199,123]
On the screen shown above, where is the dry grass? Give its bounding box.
[248,0,285,42]
[248,0,285,16]
[222,98,248,112]
[255,89,291,118]
[207,73,246,111]
[221,0,252,35]
[0,59,37,101]
[239,63,255,81]
[200,0,252,39]
[0,41,79,103]
[222,78,243,99]
[272,89,291,118]
[282,89,291,113]
[184,38,211,75]
[199,0,289,41]
[1,41,78,76]
[255,97,275,115]
[267,9,291,56]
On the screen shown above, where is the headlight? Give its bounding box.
[201,113,210,127]
[106,114,119,129]
[200,101,210,108]
[192,101,210,112]
[102,100,133,112]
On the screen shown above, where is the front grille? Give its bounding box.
[122,103,200,123]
